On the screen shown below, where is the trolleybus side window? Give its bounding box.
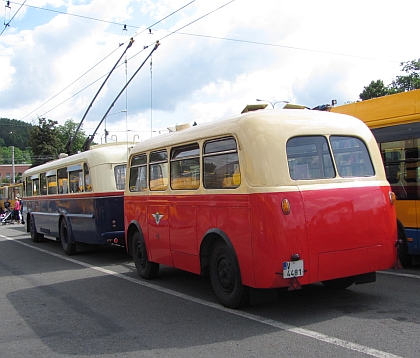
[33,177,39,196]
[203,137,240,189]
[129,154,147,192]
[171,143,200,190]
[382,149,401,185]
[40,173,47,195]
[287,136,335,180]
[330,136,374,177]
[46,170,57,195]
[84,163,92,192]
[58,167,68,194]
[25,177,33,196]
[149,150,168,191]
[404,148,420,183]
[114,164,126,191]
[68,165,84,193]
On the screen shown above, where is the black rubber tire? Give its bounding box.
[397,222,412,268]
[29,215,43,243]
[209,242,250,309]
[132,232,159,279]
[322,276,355,290]
[60,219,76,255]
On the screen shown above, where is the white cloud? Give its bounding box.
[1,0,419,141]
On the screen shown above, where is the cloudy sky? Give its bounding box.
[1,0,419,142]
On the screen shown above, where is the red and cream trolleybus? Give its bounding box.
[124,109,398,308]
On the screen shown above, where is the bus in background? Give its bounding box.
[0,183,23,212]
[331,89,420,267]
[23,143,132,255]
[124,109,397,308]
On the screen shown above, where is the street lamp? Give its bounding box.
[104,110,127,143]
[256,99,289,109]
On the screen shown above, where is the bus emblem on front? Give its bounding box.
[152,212,164,225]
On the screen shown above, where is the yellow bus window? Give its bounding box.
[149,150,168,191]
[57,167,68,194]
[203,137,240,189]
[171,143,200,190]
[47,175,57,195]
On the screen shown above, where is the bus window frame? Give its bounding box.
[202,137,241,189]
[149,150,168,191]
[170,143,200,190]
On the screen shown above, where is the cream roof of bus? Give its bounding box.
[131,109,374,151]
[23,143,131,177]
[130,109,385,187]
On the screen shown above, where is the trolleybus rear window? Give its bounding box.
[287,135,374,180]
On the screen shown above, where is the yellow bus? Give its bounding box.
[0,183,23,212]
[331,89,420,266]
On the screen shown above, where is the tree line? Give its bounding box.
[0,117,89,182]
[359,58,420,100]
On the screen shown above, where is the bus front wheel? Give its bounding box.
[209,242,250,309]
[60,219,76,255]
[132,232,159,280]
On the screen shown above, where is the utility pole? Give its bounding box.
[11,146,15,184]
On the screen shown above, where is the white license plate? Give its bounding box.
[283,260,304,278]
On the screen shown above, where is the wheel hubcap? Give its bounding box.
[217,256,234,293]
[136,243,146,269]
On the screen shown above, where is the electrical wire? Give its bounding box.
[20,47,122,121]
[30,1,236,121]
[171,31,401,64]
[18,0,198,121]
[1,0,26,36]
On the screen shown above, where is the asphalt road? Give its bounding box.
[1,223,419,358]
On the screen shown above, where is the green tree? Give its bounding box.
[0,146,31,165]
[57,119,88,154]
[0,117,31,150]
[29,117,62,167]
[359,80,392,100]
[390,58,420,92]
[360,58,420,100]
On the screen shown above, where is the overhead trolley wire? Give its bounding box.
[24,0,236,122]
[18,0,198,122]
[1,0,26,36]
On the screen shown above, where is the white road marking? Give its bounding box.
[378,270,420,279]
[1,234,404,358]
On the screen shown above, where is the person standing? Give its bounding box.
[19,197,25,224]
[14,197,22,224]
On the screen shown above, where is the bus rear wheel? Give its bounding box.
[209,242,250,309]
[60,219,76,255]
[30,215,43,243]
[397,222,412,268]
[133,232,159,279]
